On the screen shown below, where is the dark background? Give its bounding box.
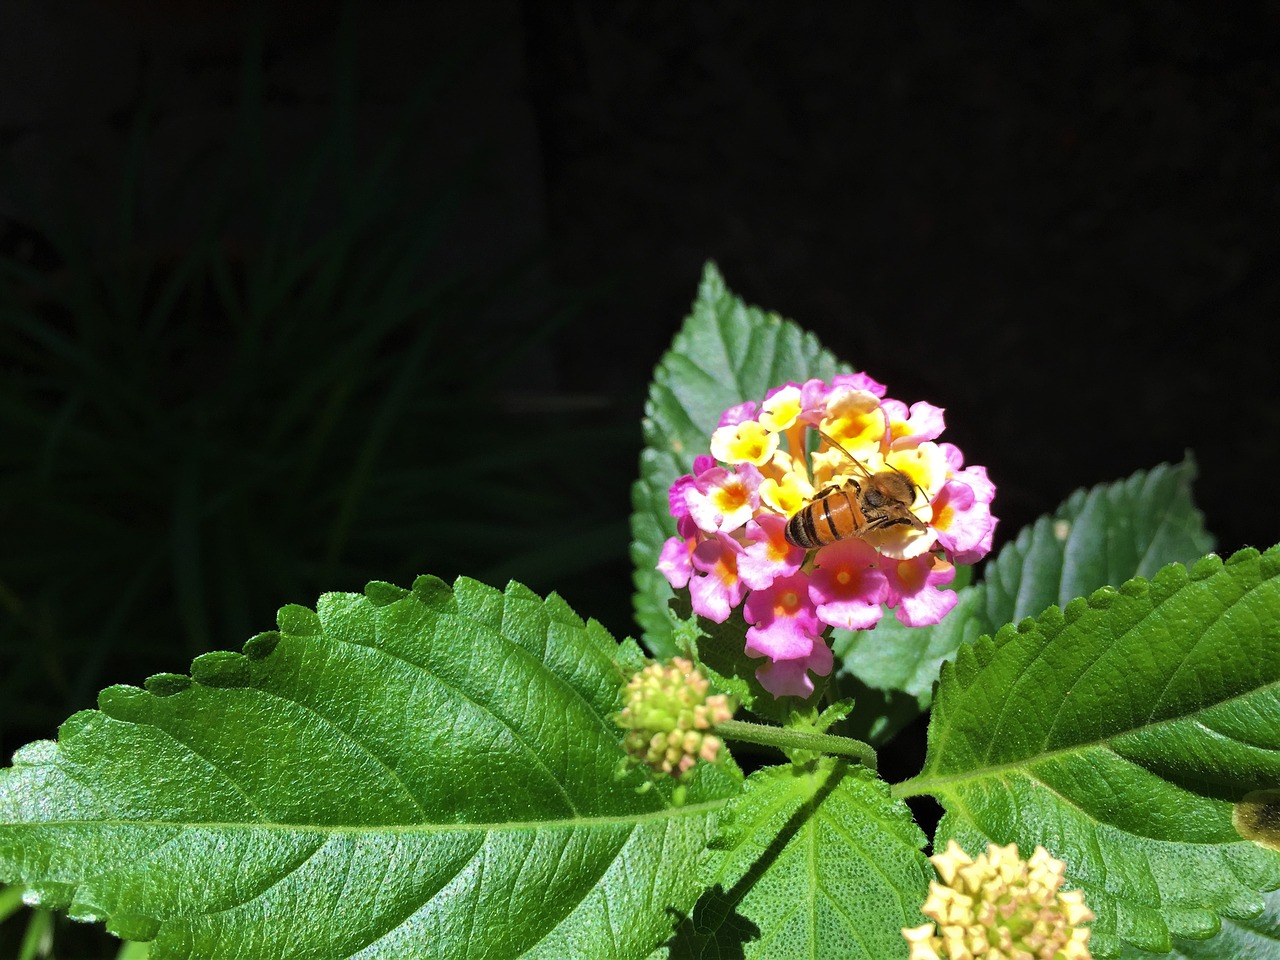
[2,1,1279,952]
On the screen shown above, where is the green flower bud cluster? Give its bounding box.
[616,657,734,779]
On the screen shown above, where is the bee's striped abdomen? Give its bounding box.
[784,485,862,549]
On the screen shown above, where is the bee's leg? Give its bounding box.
[864,515,929,533]
[812,478,860,499]
[863,516,909,531]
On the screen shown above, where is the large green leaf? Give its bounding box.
[630,261,848,657]
[666,758,930,959]
[898,546,1280,957]
[982,455,1214,626]
[1117,887,1280,959]
[0,577,743,959]
[835,459,1214,740]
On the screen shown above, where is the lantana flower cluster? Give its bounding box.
[658,374,996,698]
[902,840,1094,960]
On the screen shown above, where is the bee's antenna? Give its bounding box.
[815,428,873,479]
[819,426,930,514]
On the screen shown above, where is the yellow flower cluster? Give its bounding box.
[615,657,734,778]
[903,840,1094,960]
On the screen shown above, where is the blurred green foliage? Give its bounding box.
[0,4,632,795]
[0,10,641,956]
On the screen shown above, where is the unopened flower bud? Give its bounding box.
[615,657,734,779]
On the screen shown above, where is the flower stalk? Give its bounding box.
[712,718,878,771]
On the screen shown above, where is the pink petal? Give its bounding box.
[816,595,885,631]
[686,464,762,534]
[832,372,887,397]
[884,555,959,627]
[894,583,959,626]
[933,481,995,560]
[950,516,998,566]
[688,534,747,623]
[891,401,946,445]
[668,473,697,519]
[738,515,806,591]
[690,573,735,622]
[657,536,694,589]
[744,618,818,661]
[718,401,759,428]
[799,378,833,423]
[956,464,996,504]
[808,540,888,631]
[754,640,834,698]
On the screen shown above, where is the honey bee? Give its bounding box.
[784,431,928,549]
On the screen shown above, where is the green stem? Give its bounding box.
[889,777,928,799]
[714,719,878,771]
[0,885,24,925]
[18,909,52,960]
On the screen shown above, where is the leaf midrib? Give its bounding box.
[896,674,1280,798]
[942,558,1277,781]
[7,797,731,835]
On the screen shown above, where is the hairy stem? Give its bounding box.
[714,719,878,771]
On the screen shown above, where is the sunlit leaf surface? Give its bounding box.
[836,459,1215,739]
[667,759,929,959]
[905,547,1280,957]
[0,578,743,959]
